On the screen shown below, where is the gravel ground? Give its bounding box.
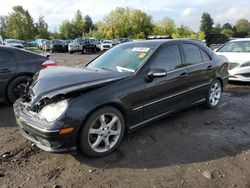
[1,52,250,188]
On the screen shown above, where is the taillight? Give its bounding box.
[42,60,57,68]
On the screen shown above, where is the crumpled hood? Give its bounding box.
[29,66,129,104]
[216,52,250,64]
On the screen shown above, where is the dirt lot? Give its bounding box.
[1,52,250,188]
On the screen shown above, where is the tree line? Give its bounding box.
[0,6,250,41]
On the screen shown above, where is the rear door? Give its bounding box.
[143,43,190,120]
[181,43,213,102]
[0,48,16,98]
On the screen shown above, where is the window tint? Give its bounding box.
[0,50,13,62]
[153,44,182,71]
[183,44,202,65]
[200,49,211,62]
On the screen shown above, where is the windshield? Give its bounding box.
[87,44,155,73]
[218,41,250,52]
[103,40,112,44]
[51,40,64,44]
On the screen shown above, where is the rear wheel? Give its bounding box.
[205,79,222,108]
[79,106,125,157]
[7,75,30,103]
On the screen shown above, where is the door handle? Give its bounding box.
[207,65,213,70]
[0,69,10,73]
[179,72,188,78]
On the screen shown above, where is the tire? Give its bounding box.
[7,75,30,103]
[204,79,222,109]
[69,51,73,54]
[82,48,86,54]
[79,106,125,157]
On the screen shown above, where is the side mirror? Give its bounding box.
[146,69,167,81]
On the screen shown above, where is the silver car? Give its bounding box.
[215,38,250,82]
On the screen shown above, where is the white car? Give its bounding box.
[97,40,113,51]
[0,35,3,45]
[215,38,250,82]
[4,39,24,48]
[68,38,83,54]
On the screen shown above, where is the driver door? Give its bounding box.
[143,43,190,120]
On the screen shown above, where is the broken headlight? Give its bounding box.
[38,100,68,122]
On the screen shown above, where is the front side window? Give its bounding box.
[87,44,155,73]
[152,44,182,71]
[183,44,203,65]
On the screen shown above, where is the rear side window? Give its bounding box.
[200,49,211,62]
[0,50,13,62]
[152,44,182,71]
[183,44,202,65]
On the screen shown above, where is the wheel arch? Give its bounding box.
[76,102,128,148]
[6,73,33,102]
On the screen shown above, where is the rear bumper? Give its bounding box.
[14,100,77,153]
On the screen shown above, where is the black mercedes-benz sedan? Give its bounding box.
[14,39,229,157]
[0,46,57,103]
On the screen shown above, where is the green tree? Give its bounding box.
[83,15,94,33]
[213,23,222,33]
[172,25,193,38]
[222,23,233,30]
[73,10,84,37]
[99,7,153,39]
[221,28,234,37]
[0,16,8,38]
[200,12,214,35]
[34,16,50,39]
[6,6,35,40]
[234,19,250,37]
[153,17,176,36]
[59,20,74,39]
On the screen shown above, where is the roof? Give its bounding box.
[128,38,203,47]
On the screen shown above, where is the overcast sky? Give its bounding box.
[0,0,250,32]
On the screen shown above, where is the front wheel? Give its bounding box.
[79,106,125,157]
[205,79,222,109]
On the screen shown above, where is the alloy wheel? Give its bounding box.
[88,113,122,153]
[209,82,222,106]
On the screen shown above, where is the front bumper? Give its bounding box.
[13,100,77,153]
[229,67,250,82]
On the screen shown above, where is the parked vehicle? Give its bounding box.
[215,38,250,82]
[68,39,82,54]
[4,39,24,48]
[43,40,51,51]
[0,46,57,103]
[64,39,73,52]
[118,38,132,43]
[147,35,173,40]
[27,40,38,47]
[68,38,96,54]
[50,39,65,53]
[205,34,229,50]
[111,39,121,46]
[97,40,113,51]
[37,39,46,49]
[14,39,229,157]
[0,35,3,45]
